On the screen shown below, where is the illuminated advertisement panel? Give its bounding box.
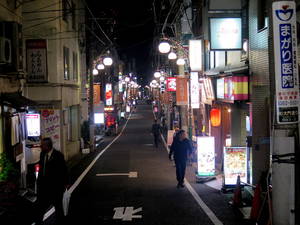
[210,18,242,50]
[26,114,40,137]
[190,72,200,108]
[223,147,247,185]
[197,137,215,176]
[94,113,104,124]
[166,77,176,92]
[105,83,113,106]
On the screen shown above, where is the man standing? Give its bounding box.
[151,120,161,148]
[169,130,193,188]
[34,137,68,225]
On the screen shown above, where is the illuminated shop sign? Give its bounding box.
[197,137,215,176]
[223,147,247,186]
[210,18,242,50]
[189,40,202,71]
[26,114,40,137]
[190,72,200,108]
[272,1,299,124]
[105,83,113,106]
[216,76,248,101]
[166,77,176,92]
[94,113,104,124]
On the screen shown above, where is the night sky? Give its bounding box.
[86,0,156,84]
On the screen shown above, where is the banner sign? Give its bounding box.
[105,83,113,106]
[26,39,48,82]
[223,147,247,185]
[191,72,200,108]
[176,77,188,105]
[167,77,177,92]
[93,84,101,105]
[41,109,61,150]
[272,1,299,124]
[197,137,215,176]
[189,40,202,71]
[216,76,248,101]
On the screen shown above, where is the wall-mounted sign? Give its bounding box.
[272,1,299,124]
[105,83,113,106]
[190,72,200,108]
[189,40,202,71]
[119,81,123,92]
[26,114,40,137]
[94,113,104,124]
[26,39,48,82]
[210,18,242,50]
[167,77,176,92]
[223,147,247,186]
[216,76,248,101]
[93,84,101,105]
[197,137,215,176]
[176,77,188,105]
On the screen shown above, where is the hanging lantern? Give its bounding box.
[210,108,221,127]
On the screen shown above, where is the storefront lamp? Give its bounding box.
[96,63,105,70]
[103,57,113,66]
[159,76,165,82]
[168,52,177,60]
[154,71,161,78]
[210,108,221,127]
[158,42,171,53]
[176,58,185,66]
[125,77,130,82]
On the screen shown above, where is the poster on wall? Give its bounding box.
[41,109,61,151]
[197,137,215,176]
[223,147,247,186]
[105,83,113,106]
[26,114,40,137]
[26,39,48,82]
[272,1,300,124]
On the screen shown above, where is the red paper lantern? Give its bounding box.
[210,108,221,127]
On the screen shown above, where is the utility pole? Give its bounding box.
[269,1,299,224]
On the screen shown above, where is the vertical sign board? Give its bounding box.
[26,114,40,137]
[26,39,48,82]
[273,2,300,124]
[176,78,188,105]
[223,147,247,186]
[167,77,177,92]
[105,83,113,106]
[197,137,215,176]
[190,72,200,108]
[41,109,61,151]
[189,40,202,71]
[93,84,101,105]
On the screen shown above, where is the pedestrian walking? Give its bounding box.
[34,137,68,225]
[151,119,161,148]
[169,130,193,188]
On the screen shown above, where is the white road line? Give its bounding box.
[95,172,138,178]
[160,134,223,225]
[36,113,132,224]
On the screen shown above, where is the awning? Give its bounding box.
[205,62,249,76]
[0,92,37,110]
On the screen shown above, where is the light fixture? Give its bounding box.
[92,68,99,75]
[168,52,177,60]
[158,42,171,54]
[176,58,185,65]
[154,71,161,78]
[103,57,113,66]
[159,76,165,82]
[125,77,130,82]
[96,63,105,70]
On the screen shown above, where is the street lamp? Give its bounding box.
[168,51,177,60]
[92,68,99,75]
[176,58,185,66]
[154,71,161,78]
[158,42,171,54]
[103,57,113,66]
[96,63,105,70]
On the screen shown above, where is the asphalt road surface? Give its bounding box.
[66,105,245,225]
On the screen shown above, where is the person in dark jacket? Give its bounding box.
[151,120,161,148]
[34,137,68,225]
[169,130,193,188]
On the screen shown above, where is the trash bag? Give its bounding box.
[62,189,71,216]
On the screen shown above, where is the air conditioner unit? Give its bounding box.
[0,37,12,64]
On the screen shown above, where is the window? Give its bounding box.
[63,46,70,80]
[73,52,78,81]
[72,1,76,30]
[257,0,268,31]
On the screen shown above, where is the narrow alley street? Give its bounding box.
[64,104,243,225]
